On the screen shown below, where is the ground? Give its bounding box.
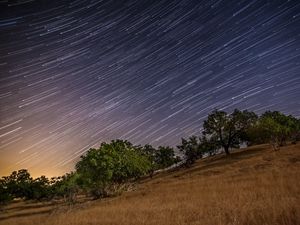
[1,144,300,225]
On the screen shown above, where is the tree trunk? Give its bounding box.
[224,146,230,155]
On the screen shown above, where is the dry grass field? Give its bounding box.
[1,144,299,225]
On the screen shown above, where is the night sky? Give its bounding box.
[0,0,300,177]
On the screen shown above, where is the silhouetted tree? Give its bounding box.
[154,146,180,169]
[0,178,13,205]
[178,135,218,166]
[30,176,50,200]
[3,169,33,199]
[177,136,202,165]
[203,109,258,155]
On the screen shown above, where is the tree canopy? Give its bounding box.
[202,109,258,155]
[75,140,152,198]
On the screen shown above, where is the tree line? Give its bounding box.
[1,109,299,205]
[0,141,180,204]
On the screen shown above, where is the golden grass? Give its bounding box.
[1,144,299,225]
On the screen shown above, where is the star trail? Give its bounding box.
[0,0,300,177]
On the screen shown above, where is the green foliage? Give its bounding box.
[137,144,180,174]
[248,111,300,150]
[0,178,13,205]
[177,136,203,165]
[203,109,258,155]
[178,136,218,166]
[2,169,33,200]
[28,176,50,200]
[50,172,80,203]
[0,170,53,203]
[75,140,151,198]
[260,117,282,150]
[154,146,180,169]
[141,144,157,176]
[289,116,300,144]
[198,136,219,156]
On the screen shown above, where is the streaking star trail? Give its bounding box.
[0,0,300,177]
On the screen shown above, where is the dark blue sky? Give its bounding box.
[0,0,299,177]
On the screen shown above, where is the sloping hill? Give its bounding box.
[1,144,300,225]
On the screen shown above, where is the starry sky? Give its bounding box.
[0,0,300,177]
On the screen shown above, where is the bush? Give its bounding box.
[75,140,151,198]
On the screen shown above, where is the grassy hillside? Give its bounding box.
[1,144,299,225]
